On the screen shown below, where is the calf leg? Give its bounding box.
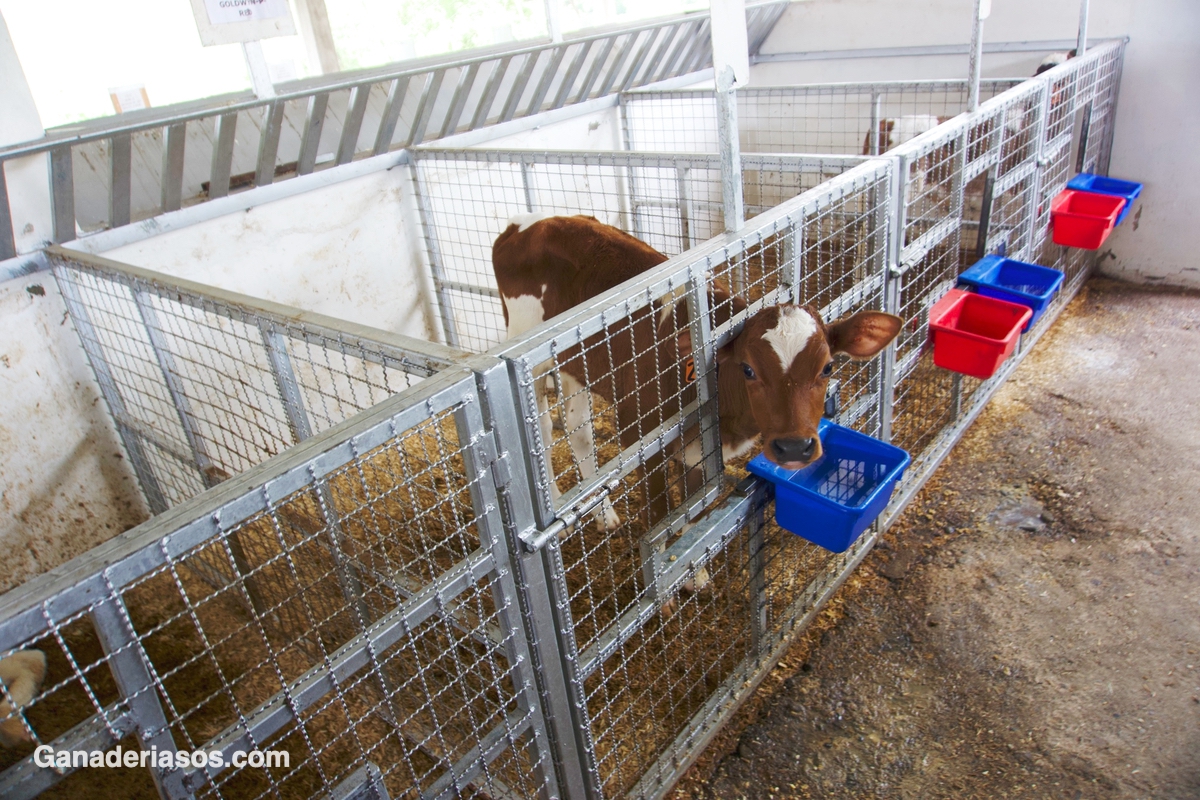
[560,372,621,531]
[676,436,711,593]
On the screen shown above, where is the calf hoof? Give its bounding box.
[591,500,621,532]
[659,595,678,619]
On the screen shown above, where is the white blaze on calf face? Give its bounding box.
[761,306,818,372]
[508,211,558,232]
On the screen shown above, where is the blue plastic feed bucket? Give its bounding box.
[747,421,911,553]
[958,255,1065,331]
[1066,174,1143,225]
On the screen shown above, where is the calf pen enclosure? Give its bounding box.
[0,41,1123,800]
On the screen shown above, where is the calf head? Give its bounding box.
[718,305,901,469]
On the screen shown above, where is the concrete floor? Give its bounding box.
[671,279,1200,799]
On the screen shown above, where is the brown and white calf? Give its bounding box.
[492,213,902,535]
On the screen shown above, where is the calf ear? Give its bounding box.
[676,329,693,359]
[826,311,902,359]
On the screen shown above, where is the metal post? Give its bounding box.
[544,0,562,43]
[473,359,591,798]
[54,268,170,514]
[1076,0,1089,57]
[716,66,745,237]
[410,158,463,348]
[133,290,222,487]
[879,158,904,444]
[975,167,996,260]
[676,165,694,249]
[242,40,277,99]
[90,595,187,798]
[868,92,882,155]
[966,0,989,113]
[520,159,536,212]
[747,484,768,658]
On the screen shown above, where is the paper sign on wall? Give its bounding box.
[189,0,296,46]
[204,0,290,26]
[109,85,151,113]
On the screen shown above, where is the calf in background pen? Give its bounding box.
[863,115,954,200]
[1034,50,1075,76]
[0,649,47,748]
[492,214,901,539]
[861,114,950,157]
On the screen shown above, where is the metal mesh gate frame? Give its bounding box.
[483,158,896,798]
[618,79,1026,156]
[0,364,560,800]
[48,247,467,517]
[412,148,866,353]
[881,39,1126,511]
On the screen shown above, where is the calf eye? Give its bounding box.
[821,361,834,377]
[741,363,757,380]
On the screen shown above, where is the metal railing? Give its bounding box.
[619,78,1028,155]
[0,39,1124,800]
[0,2,789,262]
[411,147,866,351]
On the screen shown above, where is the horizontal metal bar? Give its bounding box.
[48,247,467,369]
[183,548,496,787]
[425,710,534,800]
[62,149,409,254]
[995,160,1038,195]
[0,366,482,645]
[111,414,198,470]
[436,279,501,299]
[0,706,136,800]
[654,490,754,595]
[416,147,859,175]
[752,38,1114,64]
[963,152,998,182]
[900,216,962,269]
[818,272,884,320]
[626,78,1025,98]
[0,250,50,282]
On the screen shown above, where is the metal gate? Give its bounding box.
[412,148,866,352]
[619,79,1025,155]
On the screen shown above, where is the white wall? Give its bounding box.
[756,0,1200,289]
[0,10,52,255]
[0,275,147,593]
[1096,0,1200,287]
[101,166,441,342]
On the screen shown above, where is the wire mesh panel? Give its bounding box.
[412,148,864,352]
[485,159,894,798]
[50,250,463,516]
[0,367,558,800]
[621,80,1023,156]
[886,40,1125,502]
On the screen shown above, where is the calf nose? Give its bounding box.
[770,437,816,464]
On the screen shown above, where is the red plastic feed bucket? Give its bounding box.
[1050,189,1125,249]
[928,289,1032,379]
